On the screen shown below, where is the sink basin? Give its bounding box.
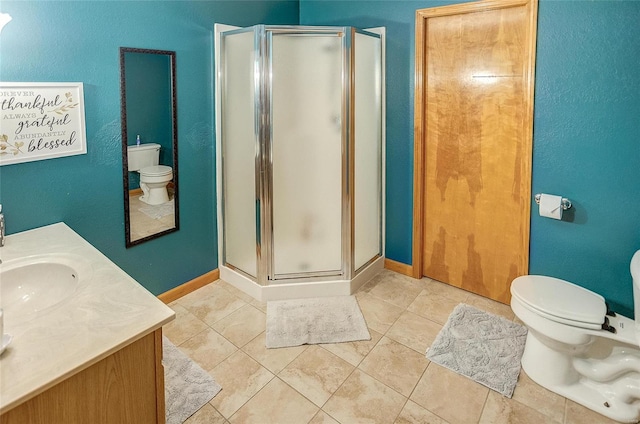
[0,254,91,324]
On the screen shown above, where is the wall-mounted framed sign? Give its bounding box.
[0,82,87,166]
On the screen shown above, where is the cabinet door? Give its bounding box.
[0,330,164,424]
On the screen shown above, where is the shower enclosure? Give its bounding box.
[215,24,385,300]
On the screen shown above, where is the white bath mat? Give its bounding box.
[163,336,221,424]
[426,303,528,397]
[139,199,174,219]
[266,296,371,349]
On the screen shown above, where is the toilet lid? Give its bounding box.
[511,275,606,327]
[140,165,172,177]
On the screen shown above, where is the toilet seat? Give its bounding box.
[511,275,607,330]
[140,165,172,177]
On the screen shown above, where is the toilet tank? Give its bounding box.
[632,250,640,322]
[127,143,161,172]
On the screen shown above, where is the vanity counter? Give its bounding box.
[0,223,175,414]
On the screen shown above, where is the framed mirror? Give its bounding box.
[120,47,179,247]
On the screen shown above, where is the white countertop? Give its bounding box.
[0,223,175,413]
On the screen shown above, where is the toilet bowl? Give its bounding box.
[511,250,640,423]
[139,165,172,205]
[127,143,173,206]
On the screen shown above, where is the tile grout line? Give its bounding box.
[314,334,403,423]
[363,277,463,423]
[476,385,491,423]
[351,280,429,422]
[219,358,277,422]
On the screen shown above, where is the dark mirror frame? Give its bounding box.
[120,47,179,247]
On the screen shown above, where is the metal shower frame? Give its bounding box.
[219,24,383,287]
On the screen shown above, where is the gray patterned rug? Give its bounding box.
[426,303,527,397]
[266,296,371,349]
[163,336,222,424]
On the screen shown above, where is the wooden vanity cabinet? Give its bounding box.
[0,329,165,424]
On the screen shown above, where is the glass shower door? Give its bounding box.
[220,29,258,278]
[354,30,383,271]
[269,30,344,279]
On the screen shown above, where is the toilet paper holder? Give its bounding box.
[534,194,572,210]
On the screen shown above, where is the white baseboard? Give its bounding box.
[219,256,384,302]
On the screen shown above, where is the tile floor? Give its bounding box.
[163,269,618,424]
[129,192,175,241]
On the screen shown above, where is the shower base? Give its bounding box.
[220,256,385,302]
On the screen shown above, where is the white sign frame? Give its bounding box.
[0,82,87,166]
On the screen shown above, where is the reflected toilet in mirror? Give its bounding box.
[120,47,179,247]
[127,143,173,205]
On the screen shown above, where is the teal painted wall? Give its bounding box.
[530,0,639,317]
[300,0,640,317]
[2,0,638,317]
[0,1,299,295]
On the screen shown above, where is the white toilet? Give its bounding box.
[127,143,173,205]
[511,250,640,423]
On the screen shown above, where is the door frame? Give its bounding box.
[411,0,538,279]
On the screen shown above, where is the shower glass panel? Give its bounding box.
[354,32,383,271]
[271,33,344,277]
[218,25,384,294]
[221,29,257,278]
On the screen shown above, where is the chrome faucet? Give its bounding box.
[0,204,4,247]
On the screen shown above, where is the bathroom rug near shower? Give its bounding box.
[266,295,371,348]
[163,336,222,424]
[426,303,528,397]
[139,198,175,219]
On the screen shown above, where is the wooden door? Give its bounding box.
[414,0,538,304]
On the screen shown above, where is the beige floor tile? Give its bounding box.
[170,269,588,424]
[186,287,247,326]
[361,269,426,309]
[242,332,307,374]
[511,370,565,423]
[479,391,559,424]
[310,410,340,424]
[321,329,383,366]
[358,336,429,397]
[411,363,488,424]
[177,327,238,372]
[357,293,405,334]
[323,369,406,424]
[163,303,209,346]
[422,278,470,303]
[128,193,175,241]
[564,400,621,424]
[356,274,378,294]
[217,279,257,303]
[229,378,318,424]
[407,290,461,325]
[386,310,442,354]
[465,292,515,320]
[279,345,354,407]
[212,304,266,347]
[177,281,222,308]
[395,400,450,424]
[209,351,274,418]
[250,298,268,313]
[184,403,227,424]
